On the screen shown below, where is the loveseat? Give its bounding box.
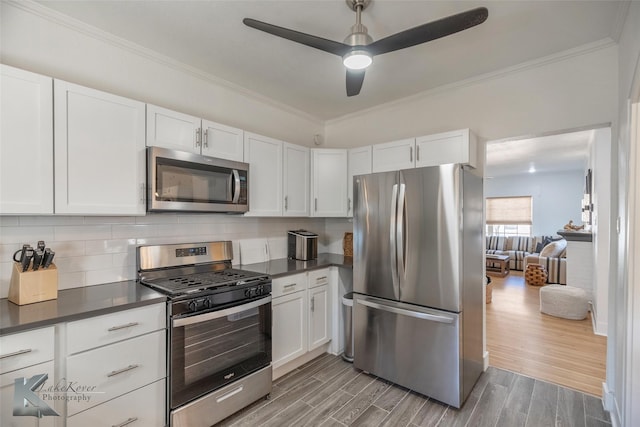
[523,239,568,285]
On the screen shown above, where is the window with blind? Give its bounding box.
[485,196,532,237]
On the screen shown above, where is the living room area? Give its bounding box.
[484,127,610,401]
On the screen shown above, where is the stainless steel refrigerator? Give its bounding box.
[353,164,483,408]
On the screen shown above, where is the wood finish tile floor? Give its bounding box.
[215,354,611,427]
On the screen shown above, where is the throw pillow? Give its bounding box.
[540,239,567,258]
[535,242,544,253]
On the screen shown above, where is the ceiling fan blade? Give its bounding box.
[367,7,488,56]
[346,69,366,97]
[243,18,351,56]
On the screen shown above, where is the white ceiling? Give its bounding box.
[485,129,594,178]
[34,0,625,121]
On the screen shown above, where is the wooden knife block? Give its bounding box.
[8,262,58,305]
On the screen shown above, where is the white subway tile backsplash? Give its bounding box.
[0,215,339,298]
[239,239,269,265]
[0,226,55,245]
[55,225,112,241]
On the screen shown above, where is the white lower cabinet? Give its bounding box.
[272,269,333,375]
[66,378,165,427]
[272,290,308,368]
[0,361,55,427]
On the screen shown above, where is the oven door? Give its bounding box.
[170,295,271,409]
[148,146,248,213]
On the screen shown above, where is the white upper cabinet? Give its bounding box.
[415,129,477,168]
[0,65,54,215]
[311,149,348,217]
[372,138,416,173]
[283,143,310,217]
[201,119,244,162]
[147,105,243,161]
[54,80,146,215]
[347,146,372,217]
[244,132,283,216]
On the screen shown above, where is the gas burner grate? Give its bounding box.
[144,268,267,295]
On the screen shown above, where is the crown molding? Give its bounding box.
[7,0,324,126]
[326,38,618,127]
[610,1,631,43]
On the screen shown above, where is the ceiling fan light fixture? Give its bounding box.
[343,50,372,70]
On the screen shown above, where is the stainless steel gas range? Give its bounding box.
[137,241,272,427]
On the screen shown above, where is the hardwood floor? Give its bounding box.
[486,271,607,397]
[215,354,611,427]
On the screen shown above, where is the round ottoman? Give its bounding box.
[539,285,589,320]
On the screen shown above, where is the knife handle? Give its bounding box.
[32,250,44,271]
[21,249,34,272]
[37,240,46,252]
[43,249,55,269]
[13,244,31,263]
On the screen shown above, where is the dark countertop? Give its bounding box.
[557,230,593,242]
[239,253,353,278]
[0,281,166,336]
[0,253,351,336]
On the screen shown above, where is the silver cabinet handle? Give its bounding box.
[315,276,327,282]
[203,129,208,148]
[284,196,288,211]
[409,146,413,163]
[112,417,138,427]
[283,283,297,291]
[108,322,139,332]
[348,198,351,212]
[416,145,420,162]
[139,183,145,204]
[0,349,32,359]
[107,364,140,378]
[315,198,318,212]
[311,295,315,312]
[195,128,201,148]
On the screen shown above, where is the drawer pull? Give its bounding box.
[315,276,327,281]
[283,284,297,291]
[108,322,139,332]
[217,385,244,403]
[107,364,140,378]
[112,417,138,427]
[0,348,32,359]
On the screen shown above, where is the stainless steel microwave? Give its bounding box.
[147,147,249,213]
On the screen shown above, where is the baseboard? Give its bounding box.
[602,382,621,427]
[483,351,490,371]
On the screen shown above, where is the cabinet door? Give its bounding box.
[244,132,283,216]
[0,65,53,214]
[415,129,476,168]
[311,149,348,217]
[372,138,415,173]
[202,119,244,161]
[0,361,55,427]
[54,80,146,215]
[272,291,308,368]
[308,284,331,351]
[283,143,310,217]
[347,146,372,217]
[146,104,201,153]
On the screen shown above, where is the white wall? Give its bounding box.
[609,2,640,426]
[485,171,584,236]
[0,1,323,147]
[0,215,331,298]
[325,43,617,148]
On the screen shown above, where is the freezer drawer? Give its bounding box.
[353,295,463,407]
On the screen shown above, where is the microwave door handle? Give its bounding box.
[232,170,241,203]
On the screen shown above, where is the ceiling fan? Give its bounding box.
[243,0,488,97]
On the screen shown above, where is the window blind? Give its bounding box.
[486,196,532,225]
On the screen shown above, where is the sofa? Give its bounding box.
[486,235,542,271]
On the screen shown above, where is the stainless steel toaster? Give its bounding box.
[288,230,318,261]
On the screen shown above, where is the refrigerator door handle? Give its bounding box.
[357,298,455,324]
[396,183,406,292]
[390,183,399,299]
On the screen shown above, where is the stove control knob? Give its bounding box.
[244,289,252,297]
[203,298,212,309]
[257,285,264,294]
[188,301,197,312]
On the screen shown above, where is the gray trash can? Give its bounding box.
[342,292,354,362]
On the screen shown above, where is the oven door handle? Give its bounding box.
[172,295,271,327]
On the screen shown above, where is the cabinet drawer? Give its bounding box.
[307,269,330,289]
[1,360,55,427]
[272,273,307,298]
[66,330,166,416]
[67,303,165,354]
[67,379,165,427]
[0,326,54,374]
